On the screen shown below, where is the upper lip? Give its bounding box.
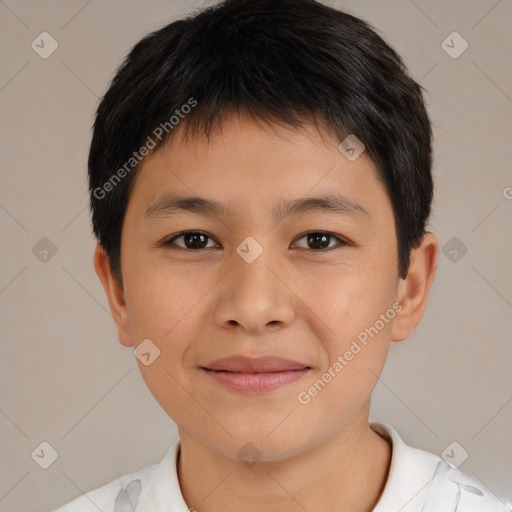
[202,356,310,373]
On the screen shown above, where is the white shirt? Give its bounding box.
[53,421,510,511]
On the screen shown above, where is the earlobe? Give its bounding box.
[93,244,134,347]
[391,233,439,342]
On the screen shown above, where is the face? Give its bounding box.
[96,113,435,461]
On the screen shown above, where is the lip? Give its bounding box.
[203,355,309,372]
[200,356,311,394]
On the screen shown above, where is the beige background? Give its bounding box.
[0,0,511,510]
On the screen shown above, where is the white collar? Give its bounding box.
[130,421,506,511]
[369,421,440,511]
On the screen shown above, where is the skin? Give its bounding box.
[94,112,439,512]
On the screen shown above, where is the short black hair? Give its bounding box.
[88,0,434,286]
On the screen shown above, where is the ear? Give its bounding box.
[391,232,439,342]
[93,244,134,347]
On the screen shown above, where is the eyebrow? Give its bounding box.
[144,193,371,223]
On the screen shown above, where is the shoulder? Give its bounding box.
[51,438,187,511]
[51,463,157,512]
[370,422,511,512]
[423,459,511,512]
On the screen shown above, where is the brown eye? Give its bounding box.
[293,231,348,250]
[164,231,218,250]
[162,230,348,251]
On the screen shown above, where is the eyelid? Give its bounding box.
[292,231,350,250]
[162,230,350,250]
[163,231,220,249]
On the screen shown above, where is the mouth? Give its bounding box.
[200,355,312,394]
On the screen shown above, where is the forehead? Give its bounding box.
[126,113,391,224]
[159,113,366,170]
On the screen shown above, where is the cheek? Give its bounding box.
[124,257,201,341]
[296,259,397,344]
[324,261,396,391]
[126,267,204,417]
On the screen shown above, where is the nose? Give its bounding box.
[213,248,296,335]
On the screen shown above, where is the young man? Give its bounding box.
[54,0,509,510]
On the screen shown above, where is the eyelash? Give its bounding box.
[162,231,350,251]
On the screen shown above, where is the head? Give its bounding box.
[91,0,438,460]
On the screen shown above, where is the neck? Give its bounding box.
[177,414,392,512]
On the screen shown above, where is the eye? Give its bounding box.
[163,231,219,250]
[293,231,349,250]
[162,230,349,251]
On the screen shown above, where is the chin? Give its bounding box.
[215,428,312,464]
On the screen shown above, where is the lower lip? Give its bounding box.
[201,368,310,393]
